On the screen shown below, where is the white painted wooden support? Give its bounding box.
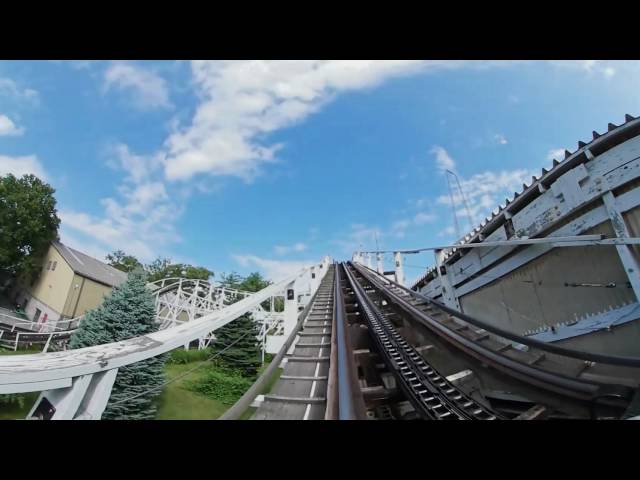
[394,251,405,286]
[434,249,462,311]
[602,191,640,302]
[1,377,72,395]
[377,253,384,274]
[74,369,119,420]
[366,253,373,270]
[41,333,53,353]
[550,163,589,211]
[28,374,94,420]
[250,394,265,408]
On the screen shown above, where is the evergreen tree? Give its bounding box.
[69,271,166,419]
[211,271,270,377]
[211,313,261,377]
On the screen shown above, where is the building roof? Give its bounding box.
[52,241,128,288]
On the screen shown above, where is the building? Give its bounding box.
[14,241,127,329]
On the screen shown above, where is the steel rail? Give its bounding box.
[352,262,634,403]
[334,263,366,419]
[324,268,339,420]
[342,263,501,420]
[358,263,640,368]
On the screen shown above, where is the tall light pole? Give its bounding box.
[446,169,474,233]
[445,172,460,240]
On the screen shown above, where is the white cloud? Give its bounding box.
[103,62,171,110]
[414,212,437,225]
[0,154,47,179]
[436,168,535,230]
[331,223,383,253]
[438,225,457,238]
[274,242,308,255]
[430,146,535,232]
[0,115,24,136]
[232,254,312,282]
[59,194,180,262]
[106,143,162,184]
[494,133,508,145]
[0,77,39,104]
[546,148,566,161]
[431,145,456,173]
[548,60,619,78]
[389,211,437,239]
[390,220,411,239]
[163,60,432,182]
[69,60,97,70]
[60,144,180,262]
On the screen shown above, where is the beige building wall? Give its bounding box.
[62,274,114,318]
[28,245,75,315]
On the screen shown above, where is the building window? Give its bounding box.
[46,261,52,270]
[51,261,57,271]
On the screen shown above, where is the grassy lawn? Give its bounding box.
[155,362,230,420]
[156,358,283,420]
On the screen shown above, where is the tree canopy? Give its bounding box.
[105,251,213,282]
[105,250,143,273]
[218,271,271,292]
[145,257,213,283]
[0,174,60,281]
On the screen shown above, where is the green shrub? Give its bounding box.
[186,368,253,405]
[0,394,26,408]
[167,348,212,365]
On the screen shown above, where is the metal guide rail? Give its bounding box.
[352,262,640,414]
[253,266,336,420]
[342,263,500,420]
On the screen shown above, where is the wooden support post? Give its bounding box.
[602,192,640,302]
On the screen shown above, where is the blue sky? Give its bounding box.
[1,60,639,284]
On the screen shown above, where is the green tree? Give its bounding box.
[217,272,244,290]
[146,257,213,282]
[211,271,272,377]
[104,251,213,282]
[69,271,166,420]
[239,272,271,293]
[105,250,143,273]
[211,314,261,377]
[0,174,60,281]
